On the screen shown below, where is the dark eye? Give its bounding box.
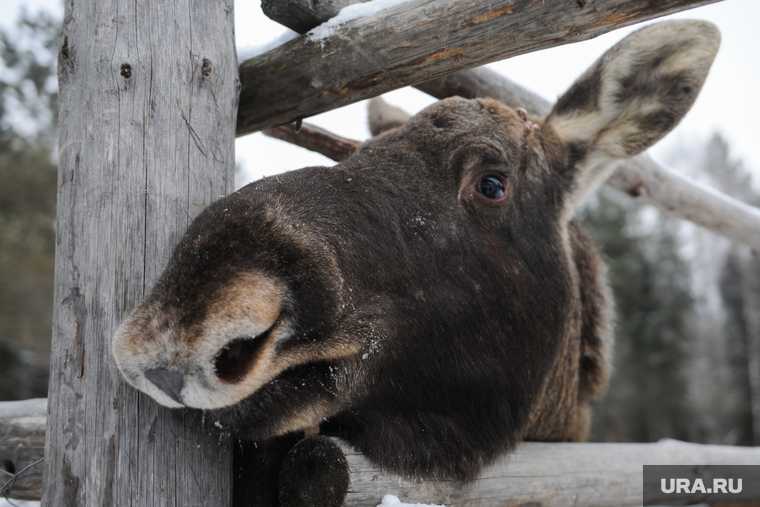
[475,175,506,200]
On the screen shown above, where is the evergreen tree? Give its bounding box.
[583,189,695,443]
[701,132,760,446]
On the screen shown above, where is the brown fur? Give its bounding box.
[112,20,719,480]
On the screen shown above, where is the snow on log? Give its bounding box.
[237,0,721,135]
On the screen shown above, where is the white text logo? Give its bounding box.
[661,478,742,494]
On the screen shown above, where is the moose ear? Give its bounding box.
[545,20,720,209]
[368,97,412,136]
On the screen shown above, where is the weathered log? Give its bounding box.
[606,155,760,252]
[45,0,238,504]
[255,0,569,125]
[0,398,46,501]
[237,0,722,135]
[255,0,556,131]
[278,436,760,507]
[262,0,367,34]
[7,399,760,505]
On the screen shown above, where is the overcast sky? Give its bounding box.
[5,0,759,191]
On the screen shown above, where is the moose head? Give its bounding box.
[113,20,719,479]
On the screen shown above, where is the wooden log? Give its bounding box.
[606,155,760,252]
[255,0,555,132]
[264,122,360,161]
[6,401,760,505]
[0,398,46,501]
[277,436,760,507]
[262,0,367,34]
[237,0,722,135]
[44,0,238,504]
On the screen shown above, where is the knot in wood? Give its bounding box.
[120,64,132,79]
[202,58,212,77]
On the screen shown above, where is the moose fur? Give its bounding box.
[112,20,720,480]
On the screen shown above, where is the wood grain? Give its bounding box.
[288,437,760,507]
[237,0,722,135]
[43,0,239,504]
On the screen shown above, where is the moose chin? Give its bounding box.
[112,20,719,480]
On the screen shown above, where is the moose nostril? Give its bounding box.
[145,368,185,405]
[214,337,266,384]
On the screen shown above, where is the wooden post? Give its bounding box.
[43,0,239,504]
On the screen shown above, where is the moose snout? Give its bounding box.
[145,367,186,405]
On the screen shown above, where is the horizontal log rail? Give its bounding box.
[3,399,760,505]
[331,437,760,507]
[237,0,721,135]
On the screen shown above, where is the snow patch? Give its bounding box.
[308,0,415,41]
[238,29,299,60]
[377,495,446,507]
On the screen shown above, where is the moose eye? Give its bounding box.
[475,175,506,200]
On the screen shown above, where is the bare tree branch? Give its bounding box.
[0,398,45,501]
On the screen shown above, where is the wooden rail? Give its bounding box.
[237,0,722,135]
[3,400,760,506]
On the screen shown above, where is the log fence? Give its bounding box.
[3,399,760,506]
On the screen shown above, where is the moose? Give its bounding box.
[113,20,719,480]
